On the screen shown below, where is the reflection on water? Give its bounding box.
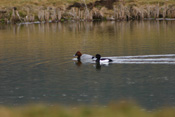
[0,21,175,109]
[95,62,102,70]
[74,60,82,67]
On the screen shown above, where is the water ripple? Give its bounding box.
[107,54,175,64]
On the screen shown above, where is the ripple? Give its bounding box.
[110,54,175,64]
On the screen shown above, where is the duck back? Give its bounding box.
[81,54,93,59]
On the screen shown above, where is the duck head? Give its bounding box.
[74,51,82,60]
[96,54,101,61]
[96,54,113,62]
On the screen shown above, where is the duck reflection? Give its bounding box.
[74,59,111,70]
[95,62,101,70]
[74,60,82,67]
[75,60,101,70]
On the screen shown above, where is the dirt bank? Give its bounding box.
[1,0,175,23]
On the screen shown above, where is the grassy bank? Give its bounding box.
[1,0,175,23]
[0,0,175,6]
[0,101,175,117]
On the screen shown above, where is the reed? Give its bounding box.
[38,10,45,21]
[50,8,57,22]
[57,8,62,21]
[10,7,22,23]
[44,9,50,22]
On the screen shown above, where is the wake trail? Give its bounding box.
[104,54,175,64]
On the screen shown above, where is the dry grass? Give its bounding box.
[0,0,175,7]
[1,0,175,23]
[0,0,94,7]
[0,101,175,117]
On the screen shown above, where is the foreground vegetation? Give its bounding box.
[1,0,175,23]
[0,101,175,117]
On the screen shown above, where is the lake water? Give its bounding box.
[0,21,175,109]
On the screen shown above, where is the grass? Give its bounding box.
[1,0,175,23]
[1,0,175,7]
[0,101,175,117]
[0,0,93,7]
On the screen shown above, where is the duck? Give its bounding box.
[95,54,113,64]
[74,51,94,61]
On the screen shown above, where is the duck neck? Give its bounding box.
[77,56,81,61]
[96,58,100,63]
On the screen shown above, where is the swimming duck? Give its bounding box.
[95,54,113,64]
[74,51,94,61]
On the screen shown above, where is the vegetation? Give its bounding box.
[0,0,175,6]
[0,101,175,117]
[1,0,175,23]
[1,0,175,8]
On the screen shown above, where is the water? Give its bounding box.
[0,21,175,109]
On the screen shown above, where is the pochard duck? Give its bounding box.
[95,54,113,64]
[74,51,94,61]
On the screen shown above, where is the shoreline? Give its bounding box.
[1,0,175,23]
[6,18,175,26]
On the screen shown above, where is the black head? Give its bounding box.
[96,54,101,60]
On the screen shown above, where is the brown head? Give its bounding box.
[74,51,82,60]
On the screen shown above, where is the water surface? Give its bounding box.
[0,21,175,109]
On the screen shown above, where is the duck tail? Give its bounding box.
[109,59,113,62]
